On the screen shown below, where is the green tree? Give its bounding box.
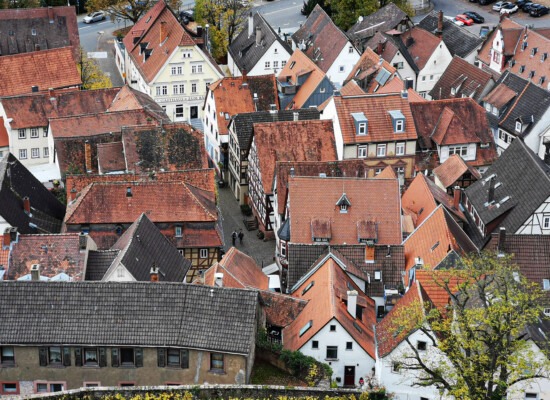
[394,252,549,400]
[327,0,376,31]
[78,49,113,90]
[1,0,39,8]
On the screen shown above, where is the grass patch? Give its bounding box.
[251,359,307,386]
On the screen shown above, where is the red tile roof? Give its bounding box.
[97,142,126,173]
[340,80,366,96]
[401,27,442,70]
[433,154,481,189]
[0,47,81,97]
[375,165,397,179]
[431,106,482,146]
[482,83,517,108]
[179,224,223,248]
[64,181,217,225]
[333,93,417,145]
[252,120,337,192]
[346,47,396,84]
[415,269,466,310]
[288,176,402,245]
[284,256,376,357]
[123,1,198,84]
[210,75,279,135]
[0,118,9,147]
[0,236,9,269]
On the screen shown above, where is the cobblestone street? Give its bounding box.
[218,183,276,269]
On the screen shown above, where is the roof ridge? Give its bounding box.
[402,203,444,245]
[182,182,217,220]
[500,81,530,123]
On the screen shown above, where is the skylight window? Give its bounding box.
[302,281,314,295]
[299,320,312,337]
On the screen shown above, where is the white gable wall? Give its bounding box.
[320,98,344,159]
[416,42,452,98]
[326,44,361,87]
[507,341,550,400]
[229,41,291,77]
[102,263,135,282]
[390,54,416,90]
[515,194,550,235]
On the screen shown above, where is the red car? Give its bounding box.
[455,14,475,25]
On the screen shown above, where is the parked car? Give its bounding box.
[464,11,485,22]
[83,11,105,23]
[493,1,512,10]
[500,3,519,13]
[523,2,537,10]
[529,3,549,15]
[479,0,496,4]
[447,16,465,26]
[179,10,194,24]
[515,0,532,8]
[479,25,491,38]
[456,14,475,25]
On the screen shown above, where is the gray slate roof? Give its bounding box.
[348,3,408,43]
[231,109,320,153]
[464,138,550,247]
[417,11,483,59]
[0,281,258,354]
[228,12,292,73]
[85,250,120,280]
[0,153,65,234]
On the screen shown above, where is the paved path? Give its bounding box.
[218,183,276,269]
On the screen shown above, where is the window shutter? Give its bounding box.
[157,348,166,367]
[63,347,71,366]
[74,348,82,367]
[111,348,119,367]
[135,348,143,367]
[39,347,48,366]
[180,349,189,369]
[99,348,107,367]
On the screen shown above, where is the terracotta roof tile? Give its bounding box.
[107,86,169,115]
[340,80,366,96]
[333,93,417,145]
[0,236,9,269]
[288,176,402,245]
[210,75,279,135]
[433,154,481,189]
[430,107,481,145]
[482,83,517,108]
[415,269,466,309]
[253,120,337,192]
[375,165,397,179]
[346,47,399,91]
[64,181,217,225]
[401,27,442,71]
[284,256,376,357]
[205,247,269,290]
[97,142,126,173]
[178,223,222,248]
[0,118,8,147]
[0,47,81,96]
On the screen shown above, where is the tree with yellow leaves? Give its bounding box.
[78,49,113,90]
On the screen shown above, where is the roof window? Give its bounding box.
[531,47,538,56]
[388,110,405,132]
[299,320,312,337]
[351,112,368,135]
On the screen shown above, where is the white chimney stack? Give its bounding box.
[347,290,358,319]
[214,272,224,287]
[248,12,253,38]
[31,264,40,281]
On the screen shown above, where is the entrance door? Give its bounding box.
[190,106,198,119]
[344,365,355,387]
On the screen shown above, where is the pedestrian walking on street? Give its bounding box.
[238,229,244,244]
[231,230,237,246]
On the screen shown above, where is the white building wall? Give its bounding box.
[202,88,220,164]
[326,44,361,87]
[438,143,477,164]
[320,98,344,160]
[102,263,136,282]
[489,30,505,73]
[508,341,550,400]
[515,194,550,235]
[415,43,452,98]
[298,318,375,387]
[390,54,417,90]
[229,42,291,77]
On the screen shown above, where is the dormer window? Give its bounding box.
[311,218,331,242]
[388,110,405,132]
[352,112,368,135]
[519,65,525,74]
[529,71,535,79]
[515,121,522,133]
[336,193,351,214]
[522,41,528,51]
[531,47,538,56]
[539,76,546,85]
[485,103,491,112]
[542,53,548,62]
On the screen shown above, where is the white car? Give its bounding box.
[444,15,465,26]
[500,3,519,13]
[493,1,512,10]
[83,11,106,23]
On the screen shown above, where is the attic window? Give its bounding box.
[374,270,382,281]
[126,187,133,197]
[430,241,440,252]
[289,61,296,69]
[543,279,550,290]
[351,112,368,135]
[515,121,522,132]
[302,281,314,295]
[531,47,538,56]
[539,76,546,85]
[522,41,528,50]
[529,71,535,79]
[146,16,151,23]
[336,193,351,213]
[388,110,405,132]
[542,53,548,62]
[299,320,312,337]
[519,65,525,74]
[31,29,37,36]
[353,321,362,333]
[509,60,516,67]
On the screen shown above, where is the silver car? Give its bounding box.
[83,11,106,23]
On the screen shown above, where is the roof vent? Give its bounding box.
[31,264,40,281]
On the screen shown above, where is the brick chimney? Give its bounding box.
[436,10,444,37]
[47,6,54,23]
[79,233,87,250]
[31,264,40,281]
[256,26,262,46]
[497,227,506,254]
[160,21,167,43]
[453,186,461,210]
[487,175,496,204]
[150,265,159,282]
[347,290,358,319]
[23,197,31,214]
[3,228,11,247]
[84,140,92,173]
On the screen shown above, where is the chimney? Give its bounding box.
[293,112,299,121]
[497,227,506,254]
[3,228,11,247]
[290,167,295,177]
[365,244,375,263]
[248,12,253,38]
[453,186,461,210]
[31,264,40,281]
[242,68,247,84]
[376,41,384,55]
[160,21,167,43]
[31,85,39,93]
[48,6,54,23]
[487,176,496,204]
[253,93,258,111]
[401,80,408,99]
[84,140,92,173]
[414,257,424,268]
[256,26,262,46]
[196,25,203,37]
[23,197,31,214]
[78,233,87,250]
[35,44,40,51]
[150,265,159,282]
[436,10,443,37]
[9,227,17,243]
[215,272,224,287]
[347,290,358,319]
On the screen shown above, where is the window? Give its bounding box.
[191,64,203,73]
[119,382,135,387]
[192,83,197,93]
[393,62,403,69]
[84,382,101,387]
[49,347,63,365]
[302,281,314,295]
[485,103,492,112]
[282,60,287,67]
[519,65,526,73]
[1,383,19,395]
[374,270,382,281]
[273,61,278,68]
[376,144,386,157]
[299,320,312,336]
[375,168,383,175]
[43,147,49,158]
[525,394,538,400]
[392,361,401,373]
[199,248,208,259]
[35,382,65,393]
[210,353,224,371]
[171,66,177,75]
[120,348,135,365]
[175,104,184,118]
[346,342,353,350]
[339,65,345,72]
[542,215,550,229]
[449,145,468,157]
[320,87,326,93]
[348,45,354,53]
[18,129,26,139]
[312,341,319,349]
[422,76,426,81]
[358,145,367,158]
[265,61,270,69]
[31,148,40,158]
[167,348,188,367]
[30,128,39,138]
[175,226,182,237]
[326,346,338,360]
[156,86,167,96]
[329,324,336,332]
[543,279,550,291]
[396,142,405,156]
[417,341,427,351]
[358,122,367,135]
[515,121,522,133]
[83,348,99,366]
[430,75,434,81]
[0,347,15,365]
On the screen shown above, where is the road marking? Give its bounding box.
[87,51,108,58]
[262,4,301,15]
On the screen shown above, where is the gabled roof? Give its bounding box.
[64,181,217,225]
[430,107,481,145]
[107,85,168,114]
[231,109,320,153]
[332,92,417,145]
[403,205,477,273]
[365,31,418,73]
[292,5,352,74]
[340,80,366,96]
[7,233,92,281]
[375,165,397,179]
[417,11,483,59]
[288,176,402,245]
[477,18,522,67]
[106,213,191,282]
[275,160,367,215]
[0,47,81,97]
[0,6,80,60]
[398,27,442,71]
[228,12,292,73]
[278,49,330,110]
[345,47,399,90]
[347,3,408,43]
[429,56,493,102]
[252,120,337,192]
[284,254,376,357]
[0,153,66,234]
[433,154,481,189]
[0,281,258,354]
[209,75,279,135]
[85,250,120,281]
[464,139,550,246]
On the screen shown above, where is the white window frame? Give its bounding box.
[449,145,468,157]
[515,121,522,133]
[542,215,550,229]
[191,83,197,93]
[273,61,278,69]
[358,145,367,158]
[175,104,184,119]
[396,142,405,156]
[199,248,208,259]
[30,128,39,138]
[31,148,40,158]
[376,144,386,157]
[19,149,27,159]
[265,61,270,69]
[358,122,367,135]
[43,147,49,158]
[18,129,26,139]
[395,119,404,132]
[175,226,182,237]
